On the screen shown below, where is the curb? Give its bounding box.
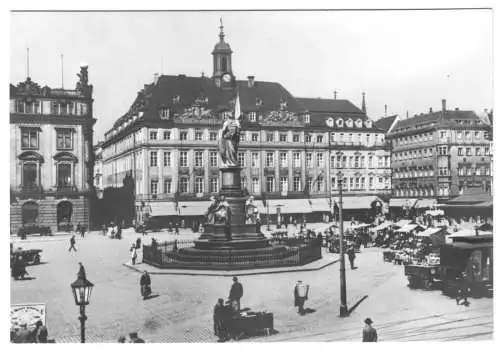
[123,257,339,277]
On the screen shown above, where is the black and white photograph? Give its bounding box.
[7,4,496,345]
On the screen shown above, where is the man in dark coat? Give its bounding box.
[362,318,378,342]
[213,298,227,342]
[347,245,356,269]
[68,234,77,252]
[229,277,243,313]
[140,271,151,300]
[34,320,48,343]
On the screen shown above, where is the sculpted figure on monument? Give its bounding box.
[245,196,259,224]
[205,195,220,224]
[213,196,231,225]
[218,93,242,168]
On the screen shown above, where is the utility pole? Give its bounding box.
[338,174,348,317]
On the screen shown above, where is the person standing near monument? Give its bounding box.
[228,277,243,313]
[68,234,77,252]
[362,318,378,342]
[294,280,309,315]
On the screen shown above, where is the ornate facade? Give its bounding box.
[101,24,391,222]
[9,66,96,234]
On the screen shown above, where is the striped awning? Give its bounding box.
[148,202,177,217]
[178,201,211,216]
[389,198,418,208]
[256,199,312,214]
[414,199,437,209]
[338,196,383,210]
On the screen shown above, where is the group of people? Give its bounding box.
[117,332,145,343]
[11,321,48,343]
[213,277,244,342]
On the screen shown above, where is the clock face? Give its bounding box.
[222,73,232,83]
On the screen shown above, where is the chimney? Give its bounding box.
[333,90,338,100]
[429,107,433,113]
[247,75,255,88]
[153,73,159,85]
[361,92,366,114]
[442,99,447,112]
[406,110,409,119]
[384,104,388,117]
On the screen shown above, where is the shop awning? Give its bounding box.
[256,199,313,214]
[349,223,371,230]
[397,224,419,233]
[178,201,211,216]
[370,221,394,232]
[414,199,437,209]
[417,227,444,237]
[309,198,331,212]
[425,209,444,216]
[394,219,412,228]
[339,196,383,210]
[389,198,417,208]
[149,202,177,217]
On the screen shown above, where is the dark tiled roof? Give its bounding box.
[296,98,363,114]
[393,110,480,131]
[110,75,306,131]
[374,115,398,133]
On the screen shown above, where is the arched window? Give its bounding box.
[221,56,228,72]
[22,201,39,226]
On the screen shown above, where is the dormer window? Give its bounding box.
[159,107,170,120]
[173,95,181,104]
[355,118,363,128]
[346,118,353,128]
[248,112,257,122]
[336,118,344,127]
[365,119,373,128]
[256,97,263,107]
[280,99,287,110]
[304,113,310,124]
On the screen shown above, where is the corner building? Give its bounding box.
[10,66,96,234]
[101,25,391,224]
[387,100,492,209]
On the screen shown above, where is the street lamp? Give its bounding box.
[337,172,348,317]
[71,274,94,343]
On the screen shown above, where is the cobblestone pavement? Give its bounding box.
[11,230,493,342]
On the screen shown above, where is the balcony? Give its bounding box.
[19,184,43,193]
[56,185,78,192]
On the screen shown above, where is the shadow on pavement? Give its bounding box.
[144,294,160,300]
[348,295,368,315]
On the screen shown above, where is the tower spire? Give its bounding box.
[219,17,225,41]
[361,92,367,114]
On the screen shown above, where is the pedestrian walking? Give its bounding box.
[362,318,378,342]
[131,246,137,265]
[229,277,243,313]
[129,332,145,343]
[456,284,471,306]
[140,271,151,300]
[68,234,77,252]
[80,224,86,239]
[347,244,356,269]
[293,280,309,315]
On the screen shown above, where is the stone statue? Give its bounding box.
[218,116,241,168]
[218,93,242,168]
[205,195,220,224]
[213,197,231,225]
[245,196,259,224]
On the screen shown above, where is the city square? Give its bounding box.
[10,228,493,342]
[9,9,494,344]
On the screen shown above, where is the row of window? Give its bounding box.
[458,165,491,176]
[150,175,391,195]
[457,146,490,156]
[13,99,88,116]
[21,127,74,150]
[149,150,390,169]
[21,161,74,188]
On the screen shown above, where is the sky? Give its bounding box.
[10,10,493,141]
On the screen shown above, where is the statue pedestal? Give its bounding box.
[190,166,271,256]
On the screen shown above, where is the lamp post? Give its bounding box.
[337,172,348,317]
[70,273,94,343]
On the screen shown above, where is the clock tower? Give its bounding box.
[212,19,234,89]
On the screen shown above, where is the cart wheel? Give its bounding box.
[34,255,41,264]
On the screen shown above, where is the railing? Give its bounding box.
[142,237,322,269]
[19,185,42,193]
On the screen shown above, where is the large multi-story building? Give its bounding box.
[387,100,492,209]
[9,66,96,234]
[100,24,391,223]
